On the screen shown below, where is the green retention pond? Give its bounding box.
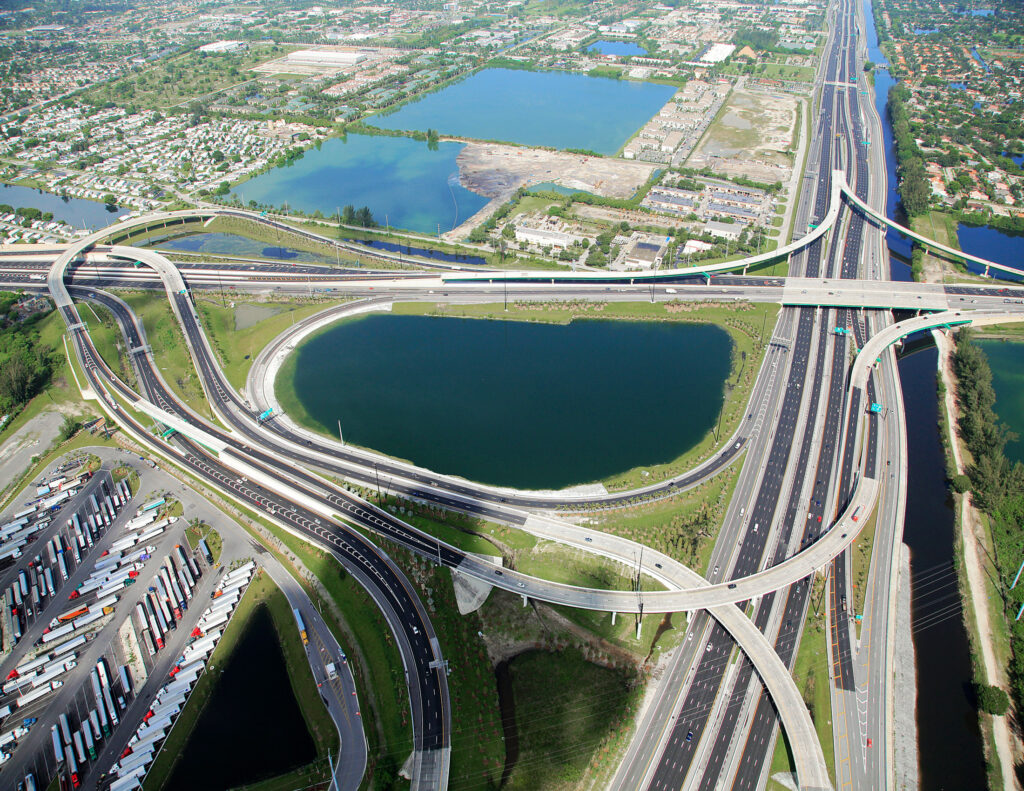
[978,338,1024,464]
[278,313,732,490]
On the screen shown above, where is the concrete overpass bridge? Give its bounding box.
[46,226,1024,790]
[26,167,1020,303]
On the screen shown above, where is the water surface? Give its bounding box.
[956,224,1024,278]
[166,605,316,790]
[230,133,488,234]
[151,231,337,265]
[0,183,128,229]
[898,346,987,791]
[587,40,648,57]
[286,314,732,489]
[978,339,1024,464]
[369,68,675,155]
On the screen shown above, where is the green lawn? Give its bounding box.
[586,462,739,575]
[760,63,817,82]
[196,296,349,391]
[120,291,217,422]
[850,504,877,639]
[769,574,835,788]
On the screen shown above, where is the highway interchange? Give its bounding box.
[3,2,1024,787]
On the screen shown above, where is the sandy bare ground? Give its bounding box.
[447,142,658,241]
[936,330,1021,790]
[687,86,797,185]
[456,142,658,201]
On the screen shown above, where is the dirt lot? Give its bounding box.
[686,88,798,184]
[456,142,658,202]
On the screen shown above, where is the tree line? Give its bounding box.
[951,330,1024,715]
[0,292,57,415]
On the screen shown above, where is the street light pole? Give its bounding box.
[337,418,344,446]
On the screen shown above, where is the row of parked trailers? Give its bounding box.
[0,467,92,566]
[106,563,256,791]
[3,476,132,654]
[132,544,200,657]
[51,656,133,789]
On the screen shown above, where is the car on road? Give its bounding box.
[686,731,693,742]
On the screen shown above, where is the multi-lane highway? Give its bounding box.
[4,13,1024,786]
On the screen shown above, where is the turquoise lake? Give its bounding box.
[230,133,488,235]
[286,314,732,489]
[368,68,676,155]
[978,339,1024,464]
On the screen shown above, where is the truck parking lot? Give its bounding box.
[0,448,255,791]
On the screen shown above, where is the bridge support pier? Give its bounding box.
[611,611,616,626]
[521,595,528,607]
[985,265,990,277]
[635,617,642,640]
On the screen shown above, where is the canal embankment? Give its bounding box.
[934,329,1018,790]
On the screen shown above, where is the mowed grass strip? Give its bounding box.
[195,296,349,391]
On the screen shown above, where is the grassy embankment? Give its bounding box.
[78,300,138,390]
[117,291,219,423]
[502,649,639,791]
[849,504,878,640]
[275,300,778,496]
[908,210,958,280]
[767,572,836,790]
[358,510,647,791]
[349,496,674,656]
[144,572,339,791]
[195,295,349,391]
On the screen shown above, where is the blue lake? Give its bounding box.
[230,133,488,235]
[0,182,128,229]
[957,224,1024,278]
[586,40,648,57]
[368,68,676,155]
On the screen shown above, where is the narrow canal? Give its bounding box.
[897,346,986,789]
[864,0,988,783]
